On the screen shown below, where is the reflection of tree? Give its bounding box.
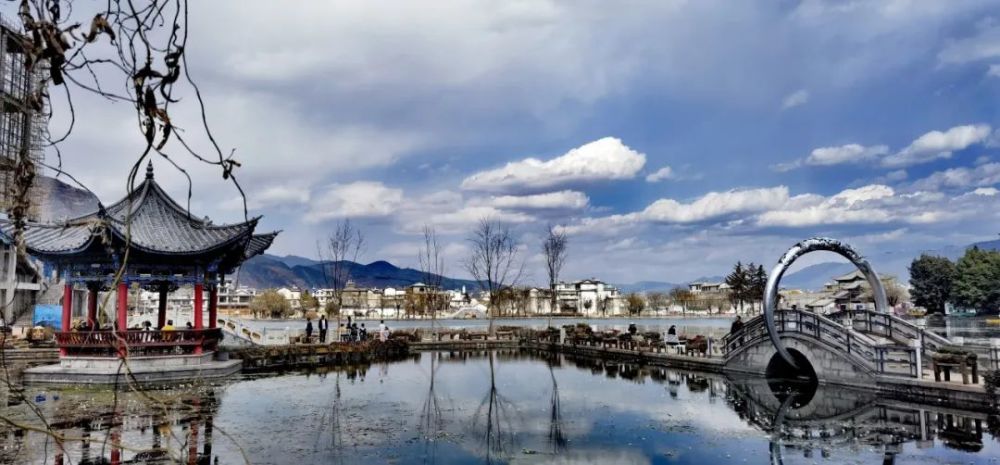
[471,352,515,463]
[548,362,567,453]
[419,352,446,464]
[315,371,345,465]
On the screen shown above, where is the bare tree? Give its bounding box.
[542,225,568,328]
[465,217,524,335]
[319,220,365,325]
[418,225,446,338]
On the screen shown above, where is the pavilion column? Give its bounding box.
[86,284,98,329]
[194,283,204,355]
[116,282,128,332]
[208,284,218,329]
[60,283,72,356]
[157,284,168,329]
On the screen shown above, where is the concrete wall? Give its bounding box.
[724,334,875,385]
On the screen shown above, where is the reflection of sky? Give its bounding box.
[5,352,1000,464]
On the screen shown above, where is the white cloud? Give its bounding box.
[988,64,1000,77]
[641,187,789,223]
[460,137,646,192]
[972,187,1000,196]
[881,123,992,167]
[938,21,1000,64]
[805,143,889,166]
[909,162,1000,191]
[645,166,675,183]
[885,169,908,182]
[304,182,403,223]
[781,89,810,109]
[758,185,896,227]
[478,190,589,210]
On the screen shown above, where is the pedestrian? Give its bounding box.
[378,319,386,333]
[628,322,638,336]
[305,317,313,342]
[185,322,193,330]
[339,323,347,342]
[360,323,367,341]
[162,320,175,331]
[350,323,359,342]
[318,315,328,343]
[667,325,676,336]
[730,315,744,334]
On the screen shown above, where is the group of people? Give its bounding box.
[304,316,391,343]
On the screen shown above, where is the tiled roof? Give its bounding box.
[1,163,278,257]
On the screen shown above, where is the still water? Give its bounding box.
[3,350,998,464]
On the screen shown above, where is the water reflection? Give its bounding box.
[3,350,999,464]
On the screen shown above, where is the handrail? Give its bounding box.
[55,329,222,356]
[826,309,951,350]
[723,309,918,376]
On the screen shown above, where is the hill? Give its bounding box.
[32,175,100,222]
[234,254,480,291]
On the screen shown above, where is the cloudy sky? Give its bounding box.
[8,0,1000,284]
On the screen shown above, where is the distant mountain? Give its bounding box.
[780,262,856,291]
[234,254,480,291]
[617,281,684,293]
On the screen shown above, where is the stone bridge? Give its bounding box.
[722,308,932,385]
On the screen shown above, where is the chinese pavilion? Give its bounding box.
[1,163,277,382]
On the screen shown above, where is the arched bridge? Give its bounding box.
[722,308,948,383]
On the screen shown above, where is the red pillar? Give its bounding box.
[86,285,98,329]
[61,283,72,332]
[157,284,168,329]
[116,282,128,332]
[208,285,218,329]
[194,283,204,355]
[194,284,204,329]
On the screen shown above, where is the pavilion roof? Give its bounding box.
[1,163,278,261]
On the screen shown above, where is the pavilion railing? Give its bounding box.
[55,328,222,357]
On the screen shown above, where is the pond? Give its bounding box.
[2,350,998,464]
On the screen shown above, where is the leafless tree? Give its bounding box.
[418,225,446,337]
[465,217,523,335]
[471,352,515,463]
[646,291,669,315]
[542,225,568,328]
[319,220,364,324]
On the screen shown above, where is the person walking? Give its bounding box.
[729,315,744,334]
[305,317,314,342]
[318,315,328,343]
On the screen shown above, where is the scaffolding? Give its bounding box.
[0,13,43,219]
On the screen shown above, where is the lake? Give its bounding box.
[2,349,997,464]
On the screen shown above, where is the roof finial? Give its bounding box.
[146,161,154,180]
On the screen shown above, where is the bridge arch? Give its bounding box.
[764,237,888,369]
[725,330,876,384]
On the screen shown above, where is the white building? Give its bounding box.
[688,282,730,293]
[555,279,624,316]
[276,287,302,310]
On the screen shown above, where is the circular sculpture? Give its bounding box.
[763,237,889,369]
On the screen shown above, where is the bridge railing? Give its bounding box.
[826,309,951,351]
[723,309,921,377]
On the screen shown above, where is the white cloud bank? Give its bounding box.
[304,181,404,223]
[882,123,992,168]
[806,144,889,166]
[645,166,675,183]
[478,190,589,210]
[781,89,810,110]
[461,137,646,192]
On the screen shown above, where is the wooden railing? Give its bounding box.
[723,309,920,377]
[55,329,222,356]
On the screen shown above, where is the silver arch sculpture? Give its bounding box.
[764,237,889,369]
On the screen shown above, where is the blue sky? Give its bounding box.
[10,0,1000,284]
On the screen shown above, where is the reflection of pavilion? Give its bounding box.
[2,163,277,385]
[1,388,221,464]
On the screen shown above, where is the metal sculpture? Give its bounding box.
[763,237,888,369]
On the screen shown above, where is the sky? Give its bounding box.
[6,0,1000,285]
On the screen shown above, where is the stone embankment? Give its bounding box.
[229,339,409,372]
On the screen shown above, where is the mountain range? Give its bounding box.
[234,254,480,291]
